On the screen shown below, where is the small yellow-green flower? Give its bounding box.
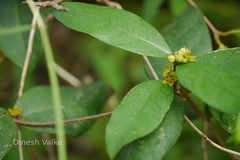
[162,65,178,86]
[175,47,196,63]
[8,105,22,117]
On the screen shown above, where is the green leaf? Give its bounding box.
[115,96,184,160]
[0,108,17,159]
[0,0,42,71]
[53,2,171,57]
[142,0,165,22]
[162,6,212,55]
[16,82,111,137]
[145,6,212,80]
[177,48,240,113]
[105,80,173,159]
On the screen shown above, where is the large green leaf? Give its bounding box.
[177,48,240,113]
[53,2,171,57]
[16,82,111,137]
[142,0,165,22]
[115,96,184,160]
[0,108,17,159]
[105,80,173,159]
[0,0,42,71]
[146,6,212,80]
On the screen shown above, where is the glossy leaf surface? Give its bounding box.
[177,48,240,113]
[53,2,171,57]
[116,96,184,160]
[105,80,173,159]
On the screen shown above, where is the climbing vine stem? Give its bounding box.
[25,0,67,160]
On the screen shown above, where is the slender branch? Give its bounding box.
[202,120,209,160]
[23,1,68,11]
[16,7,40,160]
[186,0,197,7]
[142,55,159,80]
[17,124,24,160]
[18,7,39,97]
[44,14,54,24]
[219,29,240,36]
[184,116,240,157]
[54,63,81,87]
[14,112,112,126]
[26,1,67,159]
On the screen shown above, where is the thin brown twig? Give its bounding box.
[96,0,123,9]
[186,0,197,7]
[202,120,209,160]
[184,93,209,159]
[16,7,40,160]
[23,1,68,11]
[17,124,24,160]
[14,112,112,126]
[183,77,238,159]
[184,116,240,157]
[44,14,54,24]
[142,55,159,80]
[18,7,39,97]
[53,62,81,87]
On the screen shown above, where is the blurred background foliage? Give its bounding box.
[1,0,240,159]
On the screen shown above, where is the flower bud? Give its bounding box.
[175,55,184,63]
[167,55,175,63]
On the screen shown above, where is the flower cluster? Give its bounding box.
[162,65,178,87]
[167,47,196,63]
[8,105,22,117]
